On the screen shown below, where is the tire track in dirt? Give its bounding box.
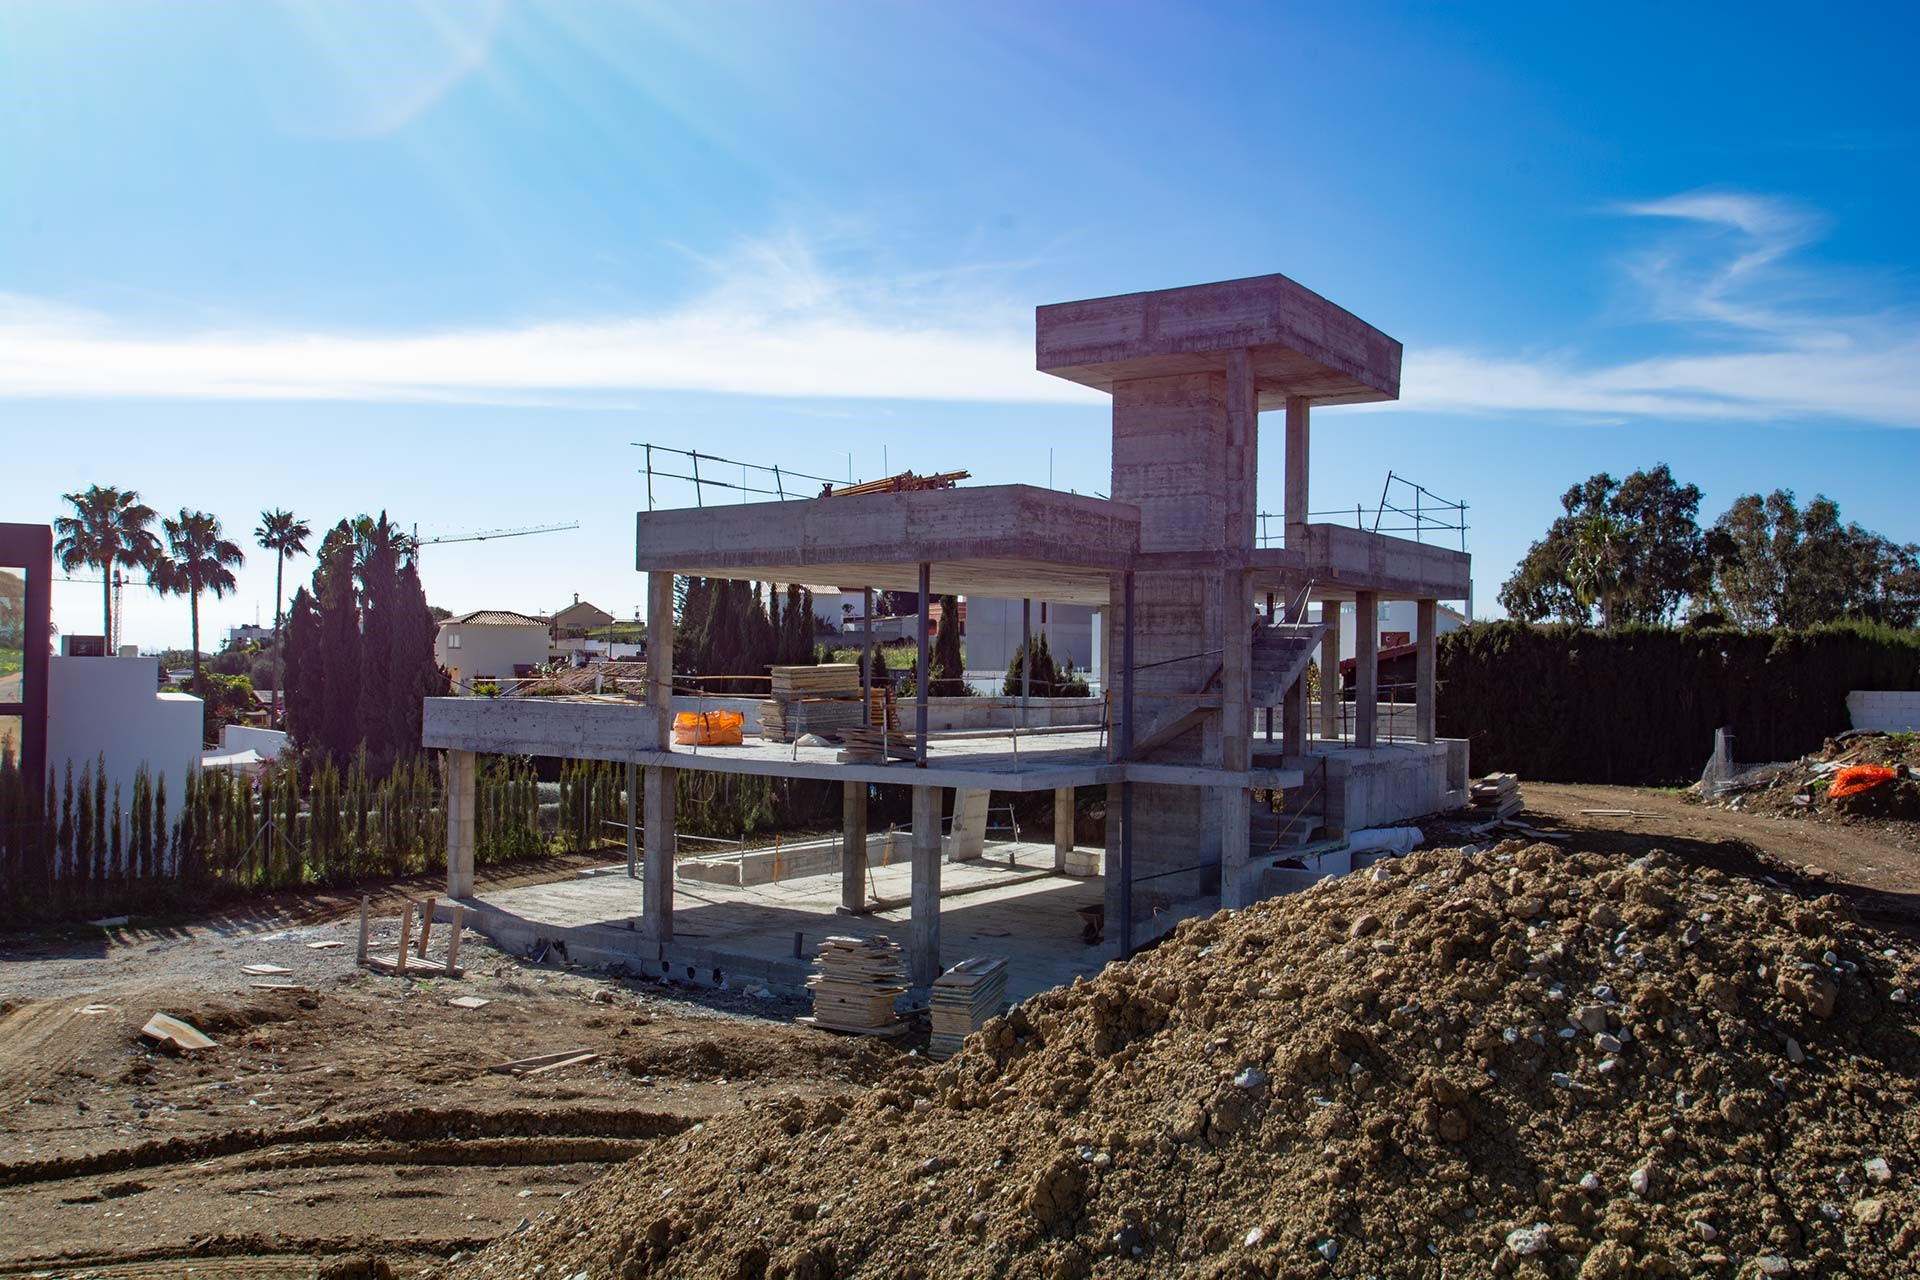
[0,1104,691,1188]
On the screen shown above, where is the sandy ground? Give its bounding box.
[0,858,892,1279]
[3,791,1917,1276]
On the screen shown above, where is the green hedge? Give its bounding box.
[1436,620,1920,785]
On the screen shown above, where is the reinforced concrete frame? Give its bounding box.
[428,271,1469,992]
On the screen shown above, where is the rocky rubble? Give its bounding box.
[445,844,1920,1279]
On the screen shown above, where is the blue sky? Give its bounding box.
[4,1,1918,649]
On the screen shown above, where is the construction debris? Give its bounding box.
[802,936,907,1035]
[490,1049,599,1077]
[139,1013,216,1052]
[460,842,1920,1280]
[928,957,1007,1061]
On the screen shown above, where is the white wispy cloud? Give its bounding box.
[3,192,1915,425]
[1399,188,1920,427]
[0,235,1091,407]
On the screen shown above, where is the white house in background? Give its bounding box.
[1336,599,1469,665]
[434,610,550,692]
[963,598,1099,678]
[46,654,203,810]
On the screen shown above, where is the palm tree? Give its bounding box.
[255,509,312,724]
[149,510,246,693]
[52,486,161,652]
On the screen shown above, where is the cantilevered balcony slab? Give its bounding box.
[1037,273,1401,407]
[635,484,1138,606]
[1247,525,1470,601]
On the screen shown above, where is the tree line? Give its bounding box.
[1499,465,1920,629]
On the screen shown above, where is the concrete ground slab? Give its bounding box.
[443,843,1134,1003]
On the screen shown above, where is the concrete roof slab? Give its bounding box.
[1036,272,1401,407]
[635,485,1138,605]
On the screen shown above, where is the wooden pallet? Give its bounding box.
[358,895,465,978]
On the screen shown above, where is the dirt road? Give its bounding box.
[0,872,890,1278]
[1522,781,1920,925]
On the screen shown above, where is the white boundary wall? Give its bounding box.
[1847,691,1920,733]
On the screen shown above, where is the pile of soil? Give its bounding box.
[447,844,1919,1280]
[1725,732,1920,832]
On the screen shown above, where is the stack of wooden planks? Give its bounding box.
[802,935,907,1035]
[928,956,1008,1060]
[836,724,916,764]
[822,469,969,498]
[1468,773,1523,825]
[761,664,866,742]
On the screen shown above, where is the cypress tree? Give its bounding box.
[388,558,444,759]
[355,513,399,769]
[283,587,322,747]
[316,522,362,765]
[932,595,965,695]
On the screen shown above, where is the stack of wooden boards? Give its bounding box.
[929,956,1008,1060]
[760,664,865,742]
[1468,773,1524,826]
[836,686,909,763]
[801,935,907,1035]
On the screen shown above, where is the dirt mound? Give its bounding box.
[446,844,1920,1280]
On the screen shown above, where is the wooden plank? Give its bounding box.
[490,1049,597,1075]
[241,963,292,976]
[141,1013,217,1051]
[416,896,436,958]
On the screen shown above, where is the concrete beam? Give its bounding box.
[446,749,476,898]
[910,785,941,987]
[841,780,867,914]
[1355,590,1379,750]
[1036,272,1403,407]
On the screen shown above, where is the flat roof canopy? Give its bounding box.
[1036,272,1401,407]
[635,485,1138,606]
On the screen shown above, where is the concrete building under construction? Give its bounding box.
[425,273,1471,996]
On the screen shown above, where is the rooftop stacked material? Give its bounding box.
[760,665,865,742]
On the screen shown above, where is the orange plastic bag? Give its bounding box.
[1829,765,1896,799]
[673,709,744,746]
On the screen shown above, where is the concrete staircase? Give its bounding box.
[1250,802,1323,854]
[1250,621,1327,707]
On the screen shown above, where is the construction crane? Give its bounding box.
[412,522,580,556]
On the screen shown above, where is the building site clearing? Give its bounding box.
[2,794,1916,1279]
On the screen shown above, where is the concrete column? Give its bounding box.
[445,749,476,898]
[624,761,638,878]
[647,571,674,749]
[643,766,674,941]
[1053,786,1074,871]
[946,788,989,862]
[1319,601,1341,742]
[915,562,930,766]
[840,779,867,914]
[1225,349,1259,552]
[1021,598,1032,710]
[910,785,941,986]
[1355,591,1378,749]
[1280,592,1305,752]
[1284,396,1310,548]
[1415,598,1438,744]
[1220,568,1252,909]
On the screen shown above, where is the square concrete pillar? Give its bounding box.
[945,788,990,862]
[1415,598,1438,744]
[1355,591,1379,749]
[1284,395,1310,548]
[1052,786,1074,871]
[1220,568,1253,910]
[1280,592,1306,752]
[643,766,674,941]
[445,749,476,898]
[910,785,942,987]
[647,571,674,748]
[841,779,867,913]
[625,761,639,878]
[1319,600,1341,742]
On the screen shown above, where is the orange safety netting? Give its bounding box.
[1829,765,1897,798]
[673,709,744,746]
